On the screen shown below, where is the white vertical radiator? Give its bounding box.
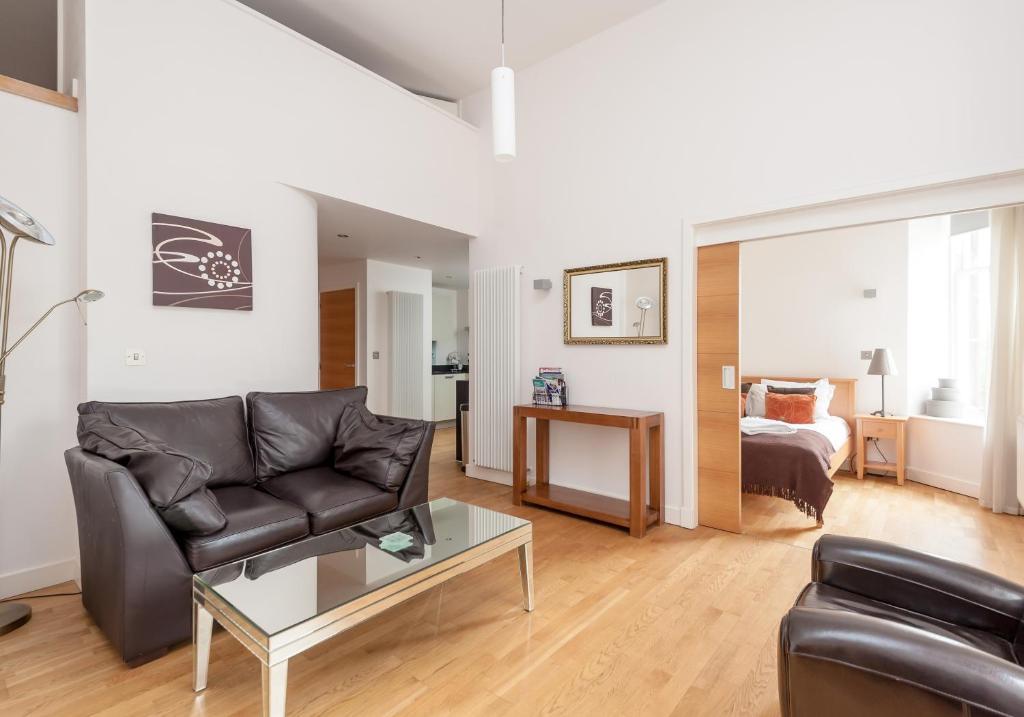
[388,291,424,419]
[471,266,521,471]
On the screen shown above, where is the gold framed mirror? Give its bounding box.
[563,257,667,344]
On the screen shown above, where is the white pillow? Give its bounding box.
[761,378,834,419]
[745,384,768,417]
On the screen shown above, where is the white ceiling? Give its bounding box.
[314,192,471,289]
[237,0,665,99]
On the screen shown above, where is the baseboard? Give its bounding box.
[906,466,979,498]
[465,464,512,485]
[0,558,79,600]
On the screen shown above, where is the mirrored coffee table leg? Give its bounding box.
[192,601,213,692]
[262,660,288,717]
[518,540,535,612]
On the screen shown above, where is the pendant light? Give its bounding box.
[491,0,516,161]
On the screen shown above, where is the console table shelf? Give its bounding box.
[512,404,665,537]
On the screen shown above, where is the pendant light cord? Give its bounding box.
[501,0,506,66]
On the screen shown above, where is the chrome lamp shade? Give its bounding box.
[0,196,55,246]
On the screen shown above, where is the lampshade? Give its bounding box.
[76,289,105,303]
[491,66,516,162]
[867,348,896,376]
[0,195,55,246]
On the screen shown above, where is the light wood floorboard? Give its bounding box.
[1,429,1021,716]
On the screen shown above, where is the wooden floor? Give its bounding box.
[2,429,1022,716]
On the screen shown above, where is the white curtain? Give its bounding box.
[980,206,1024,514]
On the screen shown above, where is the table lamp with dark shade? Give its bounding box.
[868,348,896,416]
[0,195,104,637]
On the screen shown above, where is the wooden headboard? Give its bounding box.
[741,376,857,432]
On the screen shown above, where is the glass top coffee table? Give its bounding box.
[192,498,533,716]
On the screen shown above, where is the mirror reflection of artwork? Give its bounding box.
[564,258,667,344]
[591,287,613,326]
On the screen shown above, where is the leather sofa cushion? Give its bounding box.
[76,412,226,536]
[79,397,255,487]
[260,466,398,535]
[247,388,368,480]
[181,486,309,571]
[796,582,1019,663]
[333,402,428,492]
[159,488,227,537]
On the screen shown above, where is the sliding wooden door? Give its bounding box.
[696,243,742,532]
[320,288,357,389]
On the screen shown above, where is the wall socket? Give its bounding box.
[372,351,380,359]
[125,349,146,366]
[860,350,873,360]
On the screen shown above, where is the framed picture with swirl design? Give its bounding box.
[151,213,253,310]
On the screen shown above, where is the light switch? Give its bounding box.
[861,350,873,360]
[722,365,736,390]
[372,351,380,360]
[125,349,146,366]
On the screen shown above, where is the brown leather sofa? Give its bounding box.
[779,535,1024,717]
[64,387,434,665]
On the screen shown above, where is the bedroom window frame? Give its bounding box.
[947,224,991,420]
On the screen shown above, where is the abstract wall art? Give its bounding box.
[152,213,253,310]
[591,286,613,326]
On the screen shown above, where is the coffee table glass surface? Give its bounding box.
[192,498,534,716]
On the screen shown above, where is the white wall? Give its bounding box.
[461,0,1024,524]
[0,92,82,597]
[320,259,367,386]
[432,287,458,363]
[365,260,432,418]
[906,416,984,498]
[741,223,909,416]
[80,0,479,401]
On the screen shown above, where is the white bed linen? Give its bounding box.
[792,415,850,451]
[740,415,850,451]
[740,416,797,435]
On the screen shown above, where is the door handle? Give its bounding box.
[722,365,736,390]
[344,363,356,368]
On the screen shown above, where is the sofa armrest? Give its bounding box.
[779,607,1024,717]
[374,416,435,509]
[812,534,1024,640]
[65,447,194,663]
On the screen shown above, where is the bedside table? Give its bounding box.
[855,414,908,485]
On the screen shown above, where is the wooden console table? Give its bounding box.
[512,404,665,538]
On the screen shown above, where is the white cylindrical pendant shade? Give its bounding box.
[491,66,516,162]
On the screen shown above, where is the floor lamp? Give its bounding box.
[0,196,104,637]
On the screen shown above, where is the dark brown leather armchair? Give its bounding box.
[779,535,1024,717]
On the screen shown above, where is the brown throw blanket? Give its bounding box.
[742,430,835,521]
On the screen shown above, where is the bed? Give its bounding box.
[740,376,857,526]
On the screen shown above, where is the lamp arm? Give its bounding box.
[0,236,18,362]
[0,297,76,363]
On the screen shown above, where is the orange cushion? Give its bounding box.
[741,392,748,417]
[765,392,816,424]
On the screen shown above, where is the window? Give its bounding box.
[948,223,991,418]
